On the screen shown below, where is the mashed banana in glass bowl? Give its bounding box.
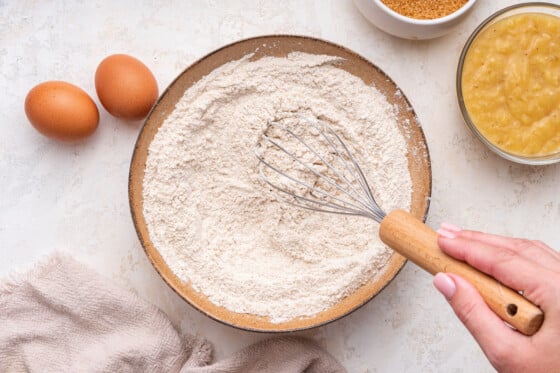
[457,3,560,165]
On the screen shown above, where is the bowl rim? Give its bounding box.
[456,2,560,166]
[128,34,433,333]
[373,0,478,25]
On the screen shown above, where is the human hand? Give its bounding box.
[433,223,560,373]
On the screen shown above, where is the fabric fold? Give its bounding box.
[0,253,345,373]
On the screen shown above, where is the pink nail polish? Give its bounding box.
[437,228,456,239]
[433,273,456,300]
[441,222,461,232]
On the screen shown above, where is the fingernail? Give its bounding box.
[437,228,456,239]
[441,222,461,232]
[433,273,456,300]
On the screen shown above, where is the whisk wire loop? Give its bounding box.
[268,121,376,215]
[304,119,379,213]
[256,118,387,222]
[257,152,373,218]
[256,135,373,218]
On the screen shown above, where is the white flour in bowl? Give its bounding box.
[143,52,412,323]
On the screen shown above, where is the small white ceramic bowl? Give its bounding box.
[354,0,478,40]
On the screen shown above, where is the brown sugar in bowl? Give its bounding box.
[381,0,468,20]
[354,0,477,39]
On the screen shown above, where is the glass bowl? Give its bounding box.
[456,2,560,165]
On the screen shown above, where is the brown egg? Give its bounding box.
[24,81,99,141]
[95,54,158,121]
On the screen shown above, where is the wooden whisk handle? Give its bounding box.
[379,209,544,336]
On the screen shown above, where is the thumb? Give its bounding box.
[433,273,523,363]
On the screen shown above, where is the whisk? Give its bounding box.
[256,117,543,336]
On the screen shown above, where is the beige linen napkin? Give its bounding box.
[0,254,345,373]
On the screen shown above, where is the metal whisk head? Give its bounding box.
[255,117,386,222]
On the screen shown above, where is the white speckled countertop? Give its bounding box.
[2,1,559,371]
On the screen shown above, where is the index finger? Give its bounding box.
[458,230,560,270]
[438,235,554,309]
